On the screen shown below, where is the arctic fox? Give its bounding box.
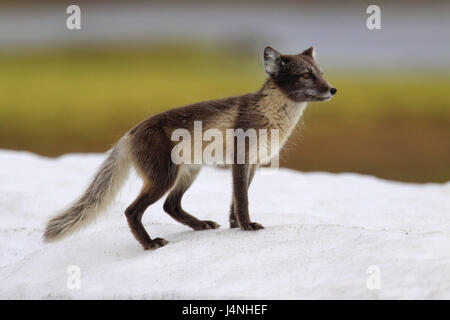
[44,46,336,250]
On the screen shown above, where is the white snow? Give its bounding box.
[1,149,450,299]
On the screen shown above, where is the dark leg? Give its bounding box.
[125,141,179,250]
[163,165,220,230]
[231,164,263,230]
[125,183,171,250]
[230,164,257,228]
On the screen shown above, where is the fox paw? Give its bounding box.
[194,220,220,230]
[144,237,169,250]
[241,222,265,231]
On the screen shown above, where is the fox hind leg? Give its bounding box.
[125,142,179,250]
[125,182,172,250]
[163,165,220,230]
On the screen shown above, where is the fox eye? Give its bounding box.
[301,73,312,79]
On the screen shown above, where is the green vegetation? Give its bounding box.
[1,45,449,182]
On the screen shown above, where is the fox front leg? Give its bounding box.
[230,164,257,228]
[231,164,264,230]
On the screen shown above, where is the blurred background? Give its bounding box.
[1,0,449,183]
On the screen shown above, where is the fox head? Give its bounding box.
[263,46,337,102]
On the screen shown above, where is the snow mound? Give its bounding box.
[1,149,450,299]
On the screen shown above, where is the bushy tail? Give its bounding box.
[44,136,131,241]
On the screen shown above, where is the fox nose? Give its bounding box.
[330,88,337,95]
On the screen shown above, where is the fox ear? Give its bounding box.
[301,46,316,59]
[263,46,283,76]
